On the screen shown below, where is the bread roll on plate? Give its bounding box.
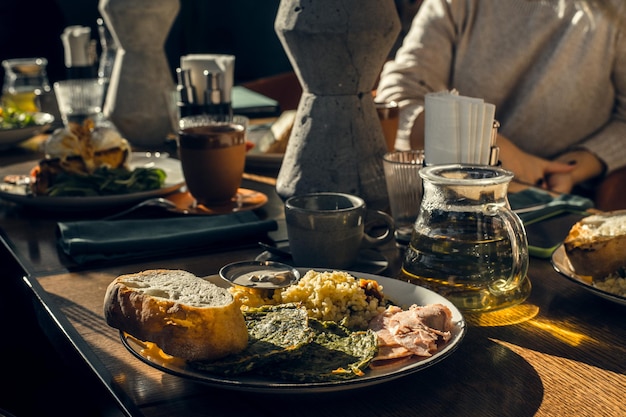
[563,210,626,280]
[104,269,248,361]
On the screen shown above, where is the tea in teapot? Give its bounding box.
[401,164,531,312]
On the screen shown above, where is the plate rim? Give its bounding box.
[0,152,185,210]
[255,248,389,275]
[119,272,467,393]
[551,244,626,305]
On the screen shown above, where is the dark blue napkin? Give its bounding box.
[57,211,277,264]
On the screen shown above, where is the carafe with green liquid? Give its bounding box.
[1,58,51,112]
[401,164,531,312]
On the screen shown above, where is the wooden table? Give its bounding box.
[0,144,624,417]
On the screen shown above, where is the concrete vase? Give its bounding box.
[274,0,401,209]
[99,0,179,149]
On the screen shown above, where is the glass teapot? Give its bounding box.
[401,164,531,312]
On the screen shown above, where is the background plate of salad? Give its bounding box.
[0,108,55,150]
[0,152,185,211]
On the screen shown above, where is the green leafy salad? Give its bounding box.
[191,304,378,382]
[45,167,167,197]
[0,107,39,130]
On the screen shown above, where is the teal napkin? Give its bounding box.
[57,211,277,265]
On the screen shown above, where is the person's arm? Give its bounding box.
[376,0,459,150]
[566,12,626,178]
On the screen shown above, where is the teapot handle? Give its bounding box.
[490,204,529,294]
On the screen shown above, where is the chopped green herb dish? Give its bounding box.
[0,107,39,129]
[45,167,167,197]
[190,304,378,382]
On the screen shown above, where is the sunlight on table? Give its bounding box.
[465,303,540,327]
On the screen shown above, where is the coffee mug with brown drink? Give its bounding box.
[178,115,247,206]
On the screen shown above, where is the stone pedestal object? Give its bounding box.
[274,0,401,209]
[99,0,179,149]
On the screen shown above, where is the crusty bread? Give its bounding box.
[104,269,248,361]
[563,210,626,279]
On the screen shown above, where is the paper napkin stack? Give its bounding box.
[424,90,497,166]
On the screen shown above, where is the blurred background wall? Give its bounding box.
[0,0,420,87]
[0,0,291,85]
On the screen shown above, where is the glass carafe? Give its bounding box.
[1,57,51,112]
[401,164,531,312]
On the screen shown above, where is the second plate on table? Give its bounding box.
[551,244,626,306]
[0,111,55,150]
[0,152,185,211]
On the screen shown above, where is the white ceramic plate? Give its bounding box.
[0,152,185,211]
[551,244,626,306]
[0,112,55,150]
[120,272,466,393]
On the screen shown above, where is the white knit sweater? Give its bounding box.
[376,0,626,174]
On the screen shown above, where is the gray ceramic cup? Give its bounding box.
[285,192,394,269]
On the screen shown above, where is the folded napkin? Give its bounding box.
[57,211,277,265]
[424,90,496,166]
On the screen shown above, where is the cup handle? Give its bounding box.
[361,210,395,249]
[489,204,529,294]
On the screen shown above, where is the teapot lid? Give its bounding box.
[420,164,513,185]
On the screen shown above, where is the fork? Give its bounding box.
[101,197,177,220]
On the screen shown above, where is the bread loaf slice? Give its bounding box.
[563,210,626,279]
[104,269,248,361]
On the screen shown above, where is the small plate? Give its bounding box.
[120,272,466,393]
[255,245,389,275]
[551,244,626,306]
[0,112,54,150]
[165,188,268,215]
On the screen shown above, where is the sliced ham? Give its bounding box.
[368,303,453,368]
[368,305,402,346]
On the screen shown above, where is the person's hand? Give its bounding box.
[497,134,575,190]
[549,149,606,192]
[545,171,576,194]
